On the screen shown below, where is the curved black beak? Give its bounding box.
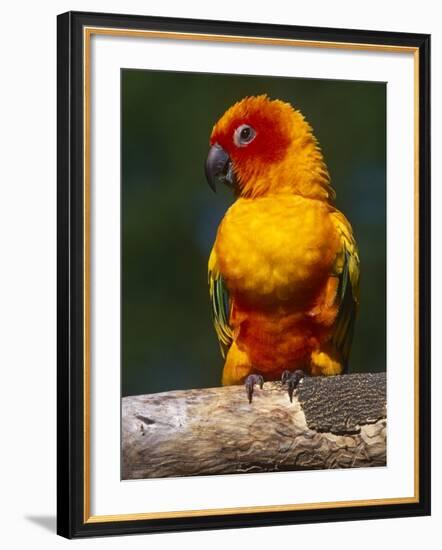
[205,143,236,193]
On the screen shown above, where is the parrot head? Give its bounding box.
[205,95,333,200]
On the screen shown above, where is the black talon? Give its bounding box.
[281,369,305,402]
[245,374,264,403]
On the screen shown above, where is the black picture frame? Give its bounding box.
[57,10,431,539]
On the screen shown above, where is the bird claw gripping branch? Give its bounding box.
[245,374,264,404]
[281,370,305,402]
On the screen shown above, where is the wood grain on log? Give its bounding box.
[122,372,386,479]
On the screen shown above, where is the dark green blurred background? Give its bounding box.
[122,69,386,397]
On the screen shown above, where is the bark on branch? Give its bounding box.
[122,372,386,479]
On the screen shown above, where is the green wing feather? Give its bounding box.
[330,210,360,372]
[208,248,233,358]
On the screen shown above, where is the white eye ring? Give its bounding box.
[233,124,256,147]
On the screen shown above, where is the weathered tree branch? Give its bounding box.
[122,372,386,479]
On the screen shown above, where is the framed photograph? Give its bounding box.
[57,11,431,538]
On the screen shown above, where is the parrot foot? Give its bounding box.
[245,374,264,404]
[281,370,305,402]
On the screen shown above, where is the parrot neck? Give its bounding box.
[238,137,335,202]
[285,137,335,201]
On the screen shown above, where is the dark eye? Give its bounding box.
[234,124,256,147]
[240,127,251,140]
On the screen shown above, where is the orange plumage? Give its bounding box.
[206,95,360,387]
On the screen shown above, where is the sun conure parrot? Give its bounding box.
[205,95,360,403]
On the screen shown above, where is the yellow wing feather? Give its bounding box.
[208,247,233,358]
[330,209,360,371]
